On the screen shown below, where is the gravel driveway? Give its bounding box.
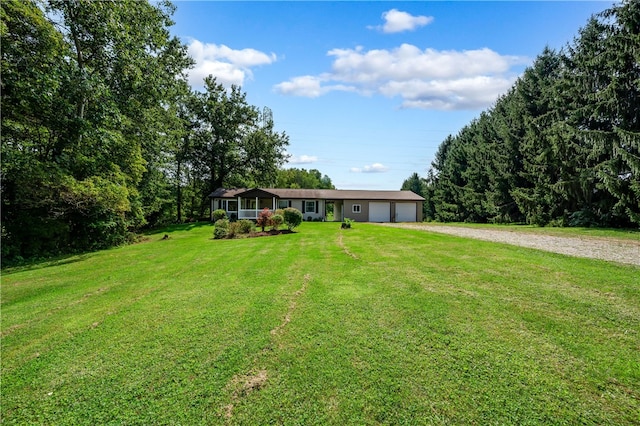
[379,223,640,266]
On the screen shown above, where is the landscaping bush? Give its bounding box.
[227,221,240,238]
[271,214,284,231]
[341,218,355,229]
[256,208,273,232]
[213,209,227,222]
[283,207,303,230]
[237,219,254,234]
[213,219,229,239]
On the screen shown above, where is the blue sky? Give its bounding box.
[170,1,612,190]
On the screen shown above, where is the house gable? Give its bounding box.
[237,188,279,199]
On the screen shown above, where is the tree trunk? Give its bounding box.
[176,159,182,222]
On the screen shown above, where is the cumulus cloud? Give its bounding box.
[350,163,389,173]
[187,39,276,88]
[287,154,318,165]
[380,75,516,110]
[369,9,434,33]
[273,75,356,98]
[274,43,528,110]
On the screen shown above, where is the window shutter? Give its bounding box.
[288,201,291,208]
[315,201,319,213]
[302,201,305,213]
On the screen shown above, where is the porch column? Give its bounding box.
[272,197,276,210]
[255,196,259,217]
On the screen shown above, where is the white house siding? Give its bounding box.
[290,200,304,212]
[301,199,324,221]
[284,199,324,221]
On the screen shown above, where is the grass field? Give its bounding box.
[2,223,639,424]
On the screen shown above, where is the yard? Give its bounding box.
[2,223,639,424]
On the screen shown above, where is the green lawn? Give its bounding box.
[2,223,639,424]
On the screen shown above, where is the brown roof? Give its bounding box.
[208,188,247,198]
[209,188,424,201]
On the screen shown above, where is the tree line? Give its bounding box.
[1,0,296,261]
[403,1,639,228]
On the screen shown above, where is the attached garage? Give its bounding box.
[395,203,417,222]
[369,202,391,222]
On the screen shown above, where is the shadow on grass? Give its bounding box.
[143,221,212,236]
[2,252,96,275]
[2,222,214,274]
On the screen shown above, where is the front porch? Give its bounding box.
[223,197,278,220]
[212,188,284,220]
[210,188,337,222]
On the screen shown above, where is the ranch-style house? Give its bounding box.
[209,188,425,223]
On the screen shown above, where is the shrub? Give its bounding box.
[283,207,303,230]
[341,217,355,229]
[256,208,273,232]
[271,214,284,231]
[213,219,229,239]
[227,221,240,238]
[237,219,254,234]
[568,209,597,227]
[274,209,285,217]
[213,209,227,222]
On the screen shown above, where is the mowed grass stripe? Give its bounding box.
[2,223,638,424]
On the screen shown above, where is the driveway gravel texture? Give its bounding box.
[379,223,640,267]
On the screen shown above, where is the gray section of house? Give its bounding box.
[343,200,369,222]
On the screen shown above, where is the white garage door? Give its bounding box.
[369,202,390,222]
[396,203,417,222]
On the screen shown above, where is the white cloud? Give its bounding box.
[328,45,522,82]
[274,43,529,110]
[187,39,276,88]
[273,75,325,98]
[350,163,389,173]
[273,75,356,98]
[369,9,434,34]
[380,75,516,110]
[287,154,318,165]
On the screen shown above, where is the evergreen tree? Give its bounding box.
[425,1,639,228]
[564,2,640,225]
[401,172,430,219]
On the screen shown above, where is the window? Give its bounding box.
[352,204,361,213]
[278,199,290,209]
[227,201,237,211]
[305,201,316,213]
[241,198,257,209]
